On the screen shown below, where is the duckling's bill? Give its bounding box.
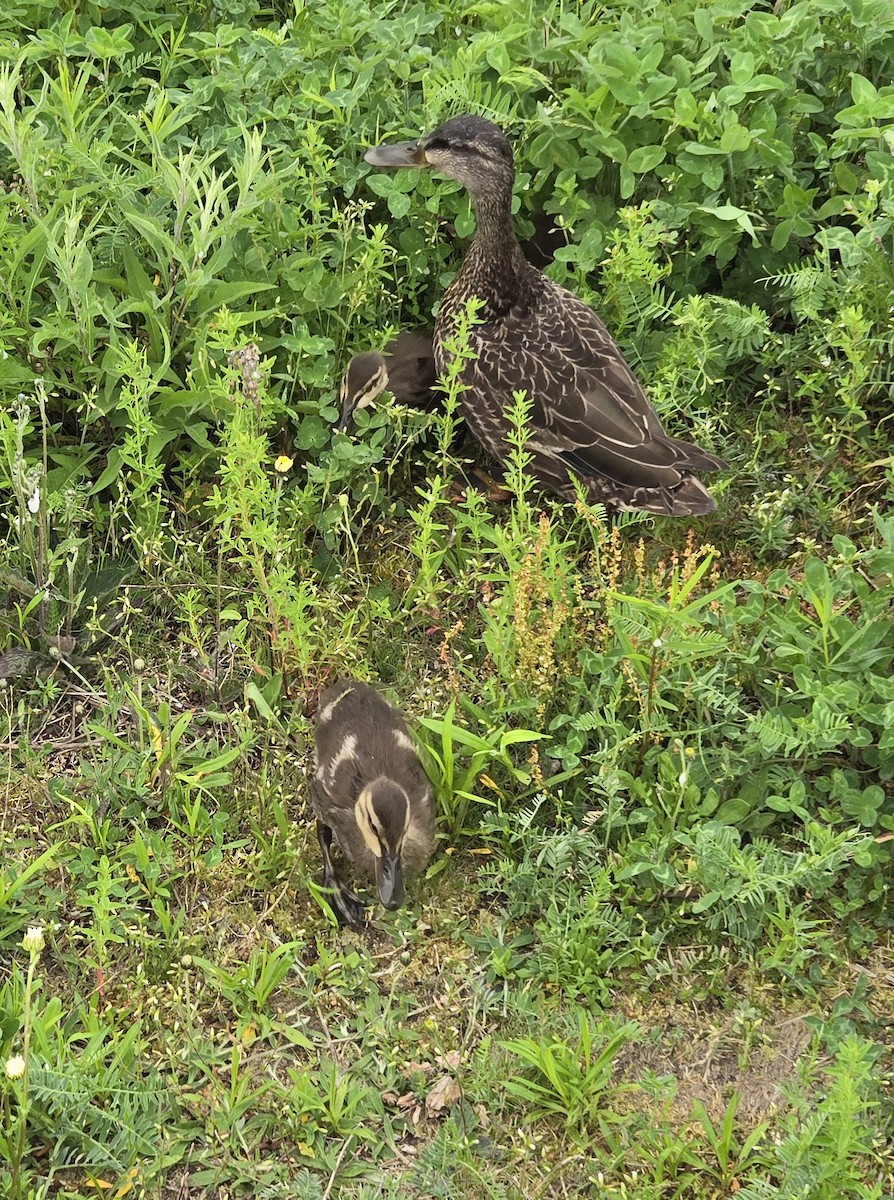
[375,850,405,910]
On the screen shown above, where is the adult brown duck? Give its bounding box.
[364,115,727,516]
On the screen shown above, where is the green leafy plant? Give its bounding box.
[501,1012,637,1139]
[692,1092,769,1191]
[415,701,545,838]
[192,941,306,1017]
[737,1036,886,1200]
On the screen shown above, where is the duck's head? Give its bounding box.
[336,351,389,432]
[365,114,515,199]
[354,778,410,909]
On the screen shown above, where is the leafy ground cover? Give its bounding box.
[1,0,893,1196]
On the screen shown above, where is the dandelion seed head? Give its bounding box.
[5,1055,25,1079]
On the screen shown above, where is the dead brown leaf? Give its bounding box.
[425,1074,461,1119]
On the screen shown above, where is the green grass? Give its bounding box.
[2,0,894,1196]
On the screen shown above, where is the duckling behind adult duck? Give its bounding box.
[365,115,727,517]
[311,676,435,926]
[336,330,436,431]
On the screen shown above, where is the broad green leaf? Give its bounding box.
[693,8,713,41]
[675,88,698,123]
[85,24,134,58]
[729,51,755,85]
[719,124,752,153]
[850,73,878,107]
[715,798,752,824]
[627,145,667,173]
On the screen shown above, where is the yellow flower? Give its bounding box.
[5,1054,25,1079]
[274,455,294,474]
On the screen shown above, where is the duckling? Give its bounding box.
[311,676,435,926]
[364,115,727,516]
[336,330,436,431]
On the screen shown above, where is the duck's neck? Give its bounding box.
[471,185,517,248]
[457,186,531,312]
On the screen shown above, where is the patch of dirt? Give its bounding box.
[616,1003,812,1127]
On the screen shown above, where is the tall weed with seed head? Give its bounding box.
[204,333,326,681]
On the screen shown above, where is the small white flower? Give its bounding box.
[22,926,44,955]
[5,1055,25,1079]
[652,638,663,649]
[27,488,40,514]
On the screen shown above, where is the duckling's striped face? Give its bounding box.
[337,352,389,432]
[355,780,411,910]
[355,781,410,858]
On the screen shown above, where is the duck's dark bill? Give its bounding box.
[364,141,428,169]
[375,852,405,910]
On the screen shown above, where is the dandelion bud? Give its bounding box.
[22,926,44,955]
[5,1055,25,1079]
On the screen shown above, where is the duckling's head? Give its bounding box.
[365,114,515,200]
[336,351,389,432]
[354,778,410,909]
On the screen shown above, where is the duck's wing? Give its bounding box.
[468,279,726,488]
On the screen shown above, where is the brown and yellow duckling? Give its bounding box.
[311,676,435,927]
[364,115,727,517]
[336,330,436,431]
